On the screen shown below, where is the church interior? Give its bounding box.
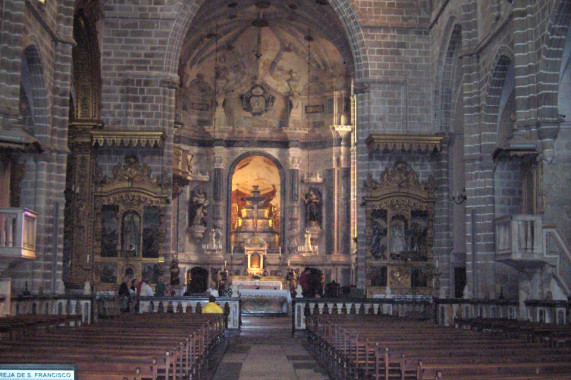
[0,0,571,378]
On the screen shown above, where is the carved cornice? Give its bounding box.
[173,146,193,181]
[91,130,165,148]
[363,160,436,199]
[95,155,169,195]
[366,134,443,154]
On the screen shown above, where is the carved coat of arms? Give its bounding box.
[240,84,275,116]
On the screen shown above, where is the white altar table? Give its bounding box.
[238,289,291,314]
[233,279,283,290]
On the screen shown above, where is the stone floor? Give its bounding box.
[212,315,330,380]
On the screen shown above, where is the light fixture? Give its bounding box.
[452,188,467,204]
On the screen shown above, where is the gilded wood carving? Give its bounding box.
[363,160,436,297]
[93,154,168,291]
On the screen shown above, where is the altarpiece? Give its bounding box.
[363,161,436,297]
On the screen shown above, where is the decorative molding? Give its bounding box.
[240,84,275,116]
[366,134,443,154]
[91,130,165,148]
[173,146,193,181]
[363,161,436,196]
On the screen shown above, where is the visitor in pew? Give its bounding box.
[300,267,311,297]
[130,278,137,295]
[118,279,131,312]
[202,295,223,313]
[155,276,167,297]
[139,279,154,297]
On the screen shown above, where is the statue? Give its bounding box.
[390,220,406,254]
[303,188,322,227]
[188,187,208,227]
[295,284,303,298]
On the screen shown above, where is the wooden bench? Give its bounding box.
[306,314,571,380]
[0,313,226,379]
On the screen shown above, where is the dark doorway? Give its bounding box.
[454,267,467,298]
[187,267,208,294]
[307,267,324,297]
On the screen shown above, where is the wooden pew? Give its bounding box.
[306,314,571,380]
[0,313,226,380]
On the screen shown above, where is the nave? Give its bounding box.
[213,316,329,380]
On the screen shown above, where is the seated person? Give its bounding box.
[202,295,223,314]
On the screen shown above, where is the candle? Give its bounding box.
[279,246,281,255]
[224,260,227,267]
[287,259,290,267]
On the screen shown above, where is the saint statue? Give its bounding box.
[303,188,322,227]
[188,187,209,227]
[390,221,407,254]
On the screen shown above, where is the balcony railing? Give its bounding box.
[495,214,544,261]
[0,208,37,261]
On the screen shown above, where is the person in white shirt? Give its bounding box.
[140,280,154,297]
[207,281,219,297]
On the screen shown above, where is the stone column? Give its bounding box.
[287,148,302,254]
[212,146,227,251]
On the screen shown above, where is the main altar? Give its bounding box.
[231,276,291,314]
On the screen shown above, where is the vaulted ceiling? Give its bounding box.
[179,0,354,97]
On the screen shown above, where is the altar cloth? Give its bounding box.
[238,289,291,314]
[233,279,283,290]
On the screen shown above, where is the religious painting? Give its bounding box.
[409,211,428,259]
[121,211,141,257]
[370,209,387,259]
[370,266,387,287]
[142,206,160,258]
[231,155,281,251]
[142,263,160,284]
[411,267,428,288]
[101,205,119,257]
[100,262,118,283]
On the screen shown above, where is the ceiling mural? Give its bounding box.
[178,0,353,137]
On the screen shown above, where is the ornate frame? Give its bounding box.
[363,160,436,297]
[92,154,169,291]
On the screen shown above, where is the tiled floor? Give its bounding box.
[212,316,330,380]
